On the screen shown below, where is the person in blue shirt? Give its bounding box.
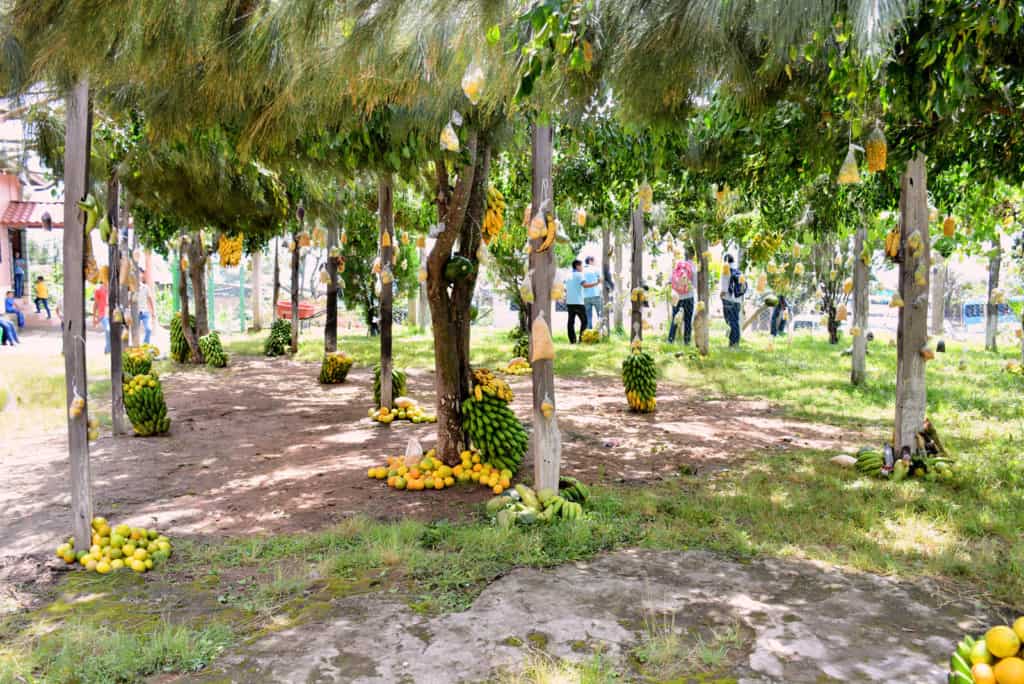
[564,260,597,344]
[582,256,602,330]
[5,290,25,328]
[13,251,26,298]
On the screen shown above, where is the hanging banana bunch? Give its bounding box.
[218,234,243,267]
[482,185,506,244]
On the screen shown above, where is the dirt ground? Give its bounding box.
[0,357,851,583]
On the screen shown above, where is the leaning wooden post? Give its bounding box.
[851,223,869,385]
[985,241,1001,352]
[325,225,339,353]
[694,224,710,356]
[529,123,561,491]
[601,222,611,336]
[62,79,94,550]
[630,206,644,341]
[107,176,126,434]
[378,175,395,409]
[894,155,930,454]
[290,208,303,354]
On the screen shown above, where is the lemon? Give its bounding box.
[133,549,148,561]
[972,640,995,666]
[973,663,996,684]
[987,626,1021,659]
[994,657,1024,684]
[110,559,125,570]
[85,558,98,572]
[1014,618,1024,644]
[96,561,111,574]
[130,559,146,573]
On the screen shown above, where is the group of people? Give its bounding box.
[563,256,609,343]
[90,274,157,353]
[3,275,53,346]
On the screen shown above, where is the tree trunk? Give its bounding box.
[171,246,181,313]
[272,237,281,320]
[528,124,561,491]
[177,247,202,363]
[826,303,839,344]
[851,223,869,385]
[290,227,300,354]
[417,244,429,331]
[106,176,126,435]
[894,155,930,455]
[427,129,489,466]
[378,175,395,409]
[62,78,94,552]
[206,255,215,333]
[930,259,945,337]
[601,223,611,336]
[695,224,710,356]
[985,242,1001,352]
[251,249,263,330]
[188,234,209,338]
[237,258,246,333]
[325,225,339,353]
[630,207,644,341]
[613,231,624,332]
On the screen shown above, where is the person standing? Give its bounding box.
[4,290,25,328]
[13,251,26,298]
[0,314,17,345]
[564,260,588,344]
[135,269,157,344]
[92,280,110,353]
[770,295,788,337]
[582,256,602,330]
[668,254,697,344]
[33,276,51,318]
[720,254,746,347]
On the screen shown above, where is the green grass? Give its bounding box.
[0,350,112,435]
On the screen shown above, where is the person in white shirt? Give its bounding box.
[719,254,746,347]
[136,270,157,344]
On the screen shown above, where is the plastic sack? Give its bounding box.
[528,211,546,240]
[519,273,535,304]
[837,144,861,185]
[416,235,426,249]
[550,282,565,301]
[417,267,427,283]
[575,208,587,227]
[461,63,485,105]
[404,437,424,461]
[440,123,460,152]
[531,312,554,363]
[866,125,887,173]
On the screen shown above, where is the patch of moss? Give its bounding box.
[526,631,549,651]
[502,636,524,648]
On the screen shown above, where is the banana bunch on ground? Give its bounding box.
[264,319,291,357]
[510,329,529,359]
[199,331,228,368]
[581,329,602,344]
[462,392,527,475]
[622,347,657,413]
[483,185,506,244]
[558,476,591,504]
[170,314,196,363]
[472,367,513,402]
[123,373,170,436]
[372,364,408,407]
[500,357,531,376]
[486,483,587,528]
[54,517,172,574]
[884,228,901,258]
[123,345,158,377]
[319,351,354,384]
[218,234,243,267]
[855,447,956,482]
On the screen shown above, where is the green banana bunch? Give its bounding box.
[537,494,584,521]
[77,194,100,234]
[372,364,407,406]
[123,373,171,436]
[170,314,196,363]
[854,448,884,475]
[199,331,228,368]
[462,393,527,475]
[948,634,975,683]
[622,349,657,412]
[558,476,590,504]
[264,319,291,357]
[320,352,354,384]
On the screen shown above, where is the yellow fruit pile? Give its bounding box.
[580,329,601,344]
[319,351,354,384]
[950,621,1024,684]
[218,234,243,267]
[368,448,514,494]
[368,397,436,424]
[501,358,531,376]
[54,517,172,574]
[483,185,505,244]
[472,368,513,402]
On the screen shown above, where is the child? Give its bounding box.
[4,290,25,328]
[33,276,51,319]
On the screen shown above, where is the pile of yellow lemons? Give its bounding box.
[368,447,513,494]
[54,517,172,574]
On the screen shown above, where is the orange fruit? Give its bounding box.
[492,485,503,494]
[994,657,1024,684]
[973,663,996,684]
[387,476,396,488]
[472,464,482,472]
[434,479,444,490]
[444,477,454,487]
[987,626,1021,659]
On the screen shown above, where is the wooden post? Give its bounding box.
[695,224,710,356]
[62,79,94,551]
[930,259,945,337]
[601,223,611,336]
[290,212,302,354]
[378,175,394,408]
[250,249,263,330]
[238,258,246,333]
[894,155,930,454]
[325,225,339,353]
[613,231,624,332]
[985,242,1001,352]
[630,206,644,341]
[107,177,126,434]
[851,223,869,385]
[529,124,561,491]
[206,256,215,333]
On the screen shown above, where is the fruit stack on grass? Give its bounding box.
[462,368,527,476]
[54,517,172,574]
[949,621,1024,684]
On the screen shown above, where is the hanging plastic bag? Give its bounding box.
[531,312,554,363]
[540,394,554,419]
[575,208,587,227]
[519,272,535,304]
[416,235,427,249]
[417,267,427,283]
[440,123,460,152]
[551,281,565,301]
[865,125,887,173]
[461,62,485,105]
[528,211,546,240]
[638,182,653,212]
[404,437,424,461]
[837,144,862,185]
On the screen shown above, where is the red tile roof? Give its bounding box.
[0,200,65,228]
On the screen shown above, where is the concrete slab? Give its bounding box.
[186,549,994,684]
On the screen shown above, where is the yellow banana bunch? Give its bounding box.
[483,185,506,244]
[472,368,513,402]
[884,228,901,258]
[218,234,243,267]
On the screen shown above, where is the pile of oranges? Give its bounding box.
[367,447,514,494]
